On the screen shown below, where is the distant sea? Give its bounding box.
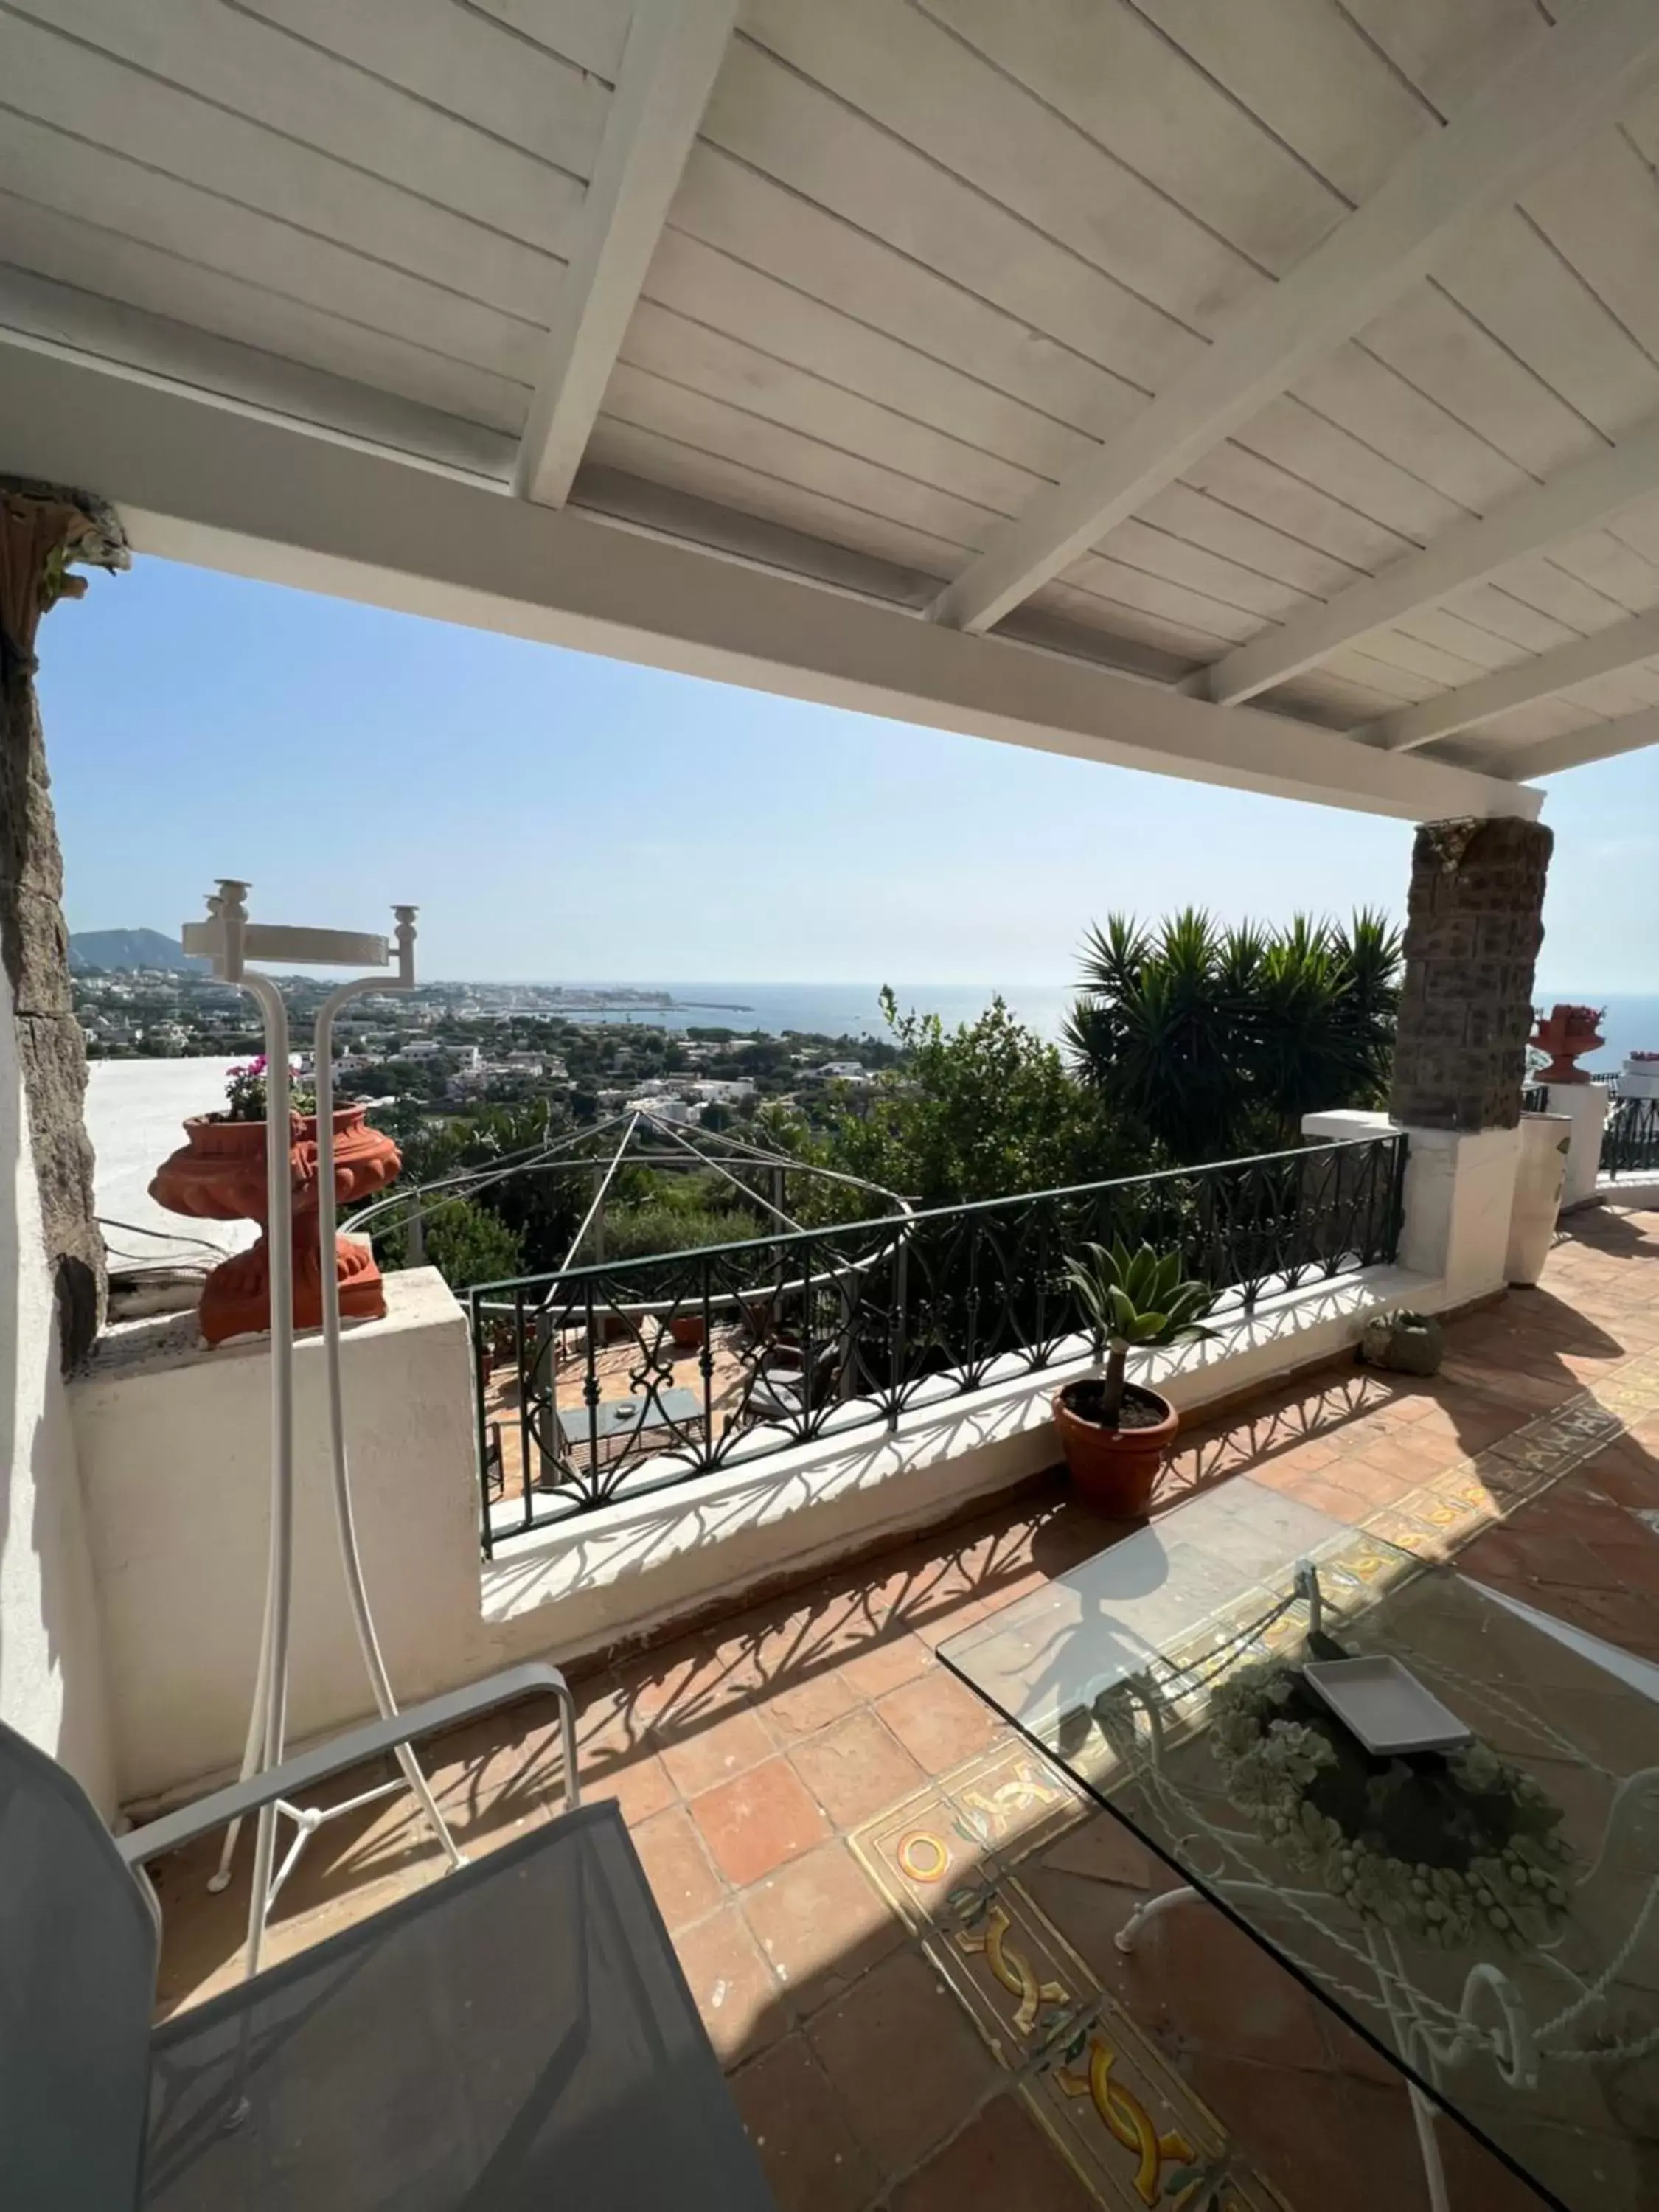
[535,981,1659,1069]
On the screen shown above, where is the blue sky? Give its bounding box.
[37,556,1659,992]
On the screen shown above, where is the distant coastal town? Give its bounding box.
[69,937,896,1133]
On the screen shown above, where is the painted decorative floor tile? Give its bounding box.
[850,1747,1293,2209]
[838,1341,1659,2211]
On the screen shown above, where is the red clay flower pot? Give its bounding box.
[1052,1379,1178,1518]
[150,1105,401,1345]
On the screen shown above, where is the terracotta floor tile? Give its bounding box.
[838,1628,935,1699]
[741,1838,906,2017]
[1276,1472,1369,1523]
[1177,2051,1401,2212]
[672,1901,787,2067]
[1018,1861,1175,1988]
[1267,1432,1345,1472]
[788,1709,928,1831]
[730,2033,880,2212]
[658,1703,776,1797]
[1038,1809,1155,1892]
[1127,1891,1333,2074]
[582,1746,677,1827]
[1436,1395,1531,1453]
[692,1757,830,1888]
[1349,1427,1461,1481]
[631,1803,726,1932]
[756,1666,861,1745]
[1332,1455,1427,1510]
[891,2093,1096,2211]
[805,1945,1003,2172]
[612,1636,728,1734]
[877,1669,1003,1773]
[1581,1444,1659,1509]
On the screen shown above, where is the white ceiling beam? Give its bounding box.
[1471,703,1659,782]
[1200,417,1659,706]
[0,262,518,481]
[0,341,1541,824]
[512,0,737,507]
[927,0,1659,639]
[1363,607,1659,753]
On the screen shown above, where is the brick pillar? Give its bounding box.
[1389,816,1554,1134]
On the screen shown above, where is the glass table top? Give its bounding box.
[940,1479,1659,2212]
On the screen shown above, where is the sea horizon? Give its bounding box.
[464,978,1659,1068]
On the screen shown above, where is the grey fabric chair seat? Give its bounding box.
[142,1804,768,2211]
[0,1671,773,2211]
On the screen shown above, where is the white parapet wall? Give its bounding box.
[476,1256,1458,1683]
[70,1269,486,1808]
[1547,1082,1611,1210]
[73,1124,1508,1811]
[1302,1110,1521,1305]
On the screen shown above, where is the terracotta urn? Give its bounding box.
[1528,1003,1605,1085]
[1052,1380,1178,1517]
[150,1105,401,1345]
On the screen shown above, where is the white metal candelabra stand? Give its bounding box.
[183,880,463,1980]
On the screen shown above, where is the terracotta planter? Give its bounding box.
[1052,1379,1178,1518]
[1529,1002,1605,1085]
[150,1105,400,1345]
[669,1313,707,1352]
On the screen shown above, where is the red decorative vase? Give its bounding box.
[1528,1004,1606,1085]
[150,1106,402,1345]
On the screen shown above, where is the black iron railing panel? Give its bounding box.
[1604,1093,1659,1180]
[1520,1082,1549,1115]
[470,1135,1407,1552]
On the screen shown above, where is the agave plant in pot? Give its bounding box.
[1054,1242,1214,1516]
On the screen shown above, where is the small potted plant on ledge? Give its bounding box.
[1055,1241,1213,1517]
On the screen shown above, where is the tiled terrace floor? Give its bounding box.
[150,1196,1659,2210]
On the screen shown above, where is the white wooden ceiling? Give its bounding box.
[6,0,1659,789]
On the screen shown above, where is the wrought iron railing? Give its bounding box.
[468,1134,1407,1553]
[1520,1081,1549,1115]
[1604,1092,1659,1180]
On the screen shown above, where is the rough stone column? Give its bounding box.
[1,477,129,1368]
[1388,815,1554,1134]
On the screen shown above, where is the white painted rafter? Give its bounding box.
[512,0,737,507]
[1364,608,1659,753]
[927,0,1659,637]
[1476,703,1659,782]
[1200,417,1659,706]
[0,340,1541,824]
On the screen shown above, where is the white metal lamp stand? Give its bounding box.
[184,880,462,1980]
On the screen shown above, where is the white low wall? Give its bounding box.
[476,1259,1455,1678]
[1548,1082,1610,1210]
[1302,1110,1520,1307]
[71,1270,483,1806]
[72,1117,1517,1811]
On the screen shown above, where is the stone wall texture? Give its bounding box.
[0,665,103,1366]
[1,478,128,1370]
[1388,816,1554,1134]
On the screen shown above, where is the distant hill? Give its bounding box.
[69,928,209,975]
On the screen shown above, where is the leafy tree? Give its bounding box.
[1065,908,1401,1163]
[385,1194,524,1292]
[588,1202,764,1264]
[794,989,1137,1215]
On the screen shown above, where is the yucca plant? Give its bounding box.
[1062,1240,1214,1426]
